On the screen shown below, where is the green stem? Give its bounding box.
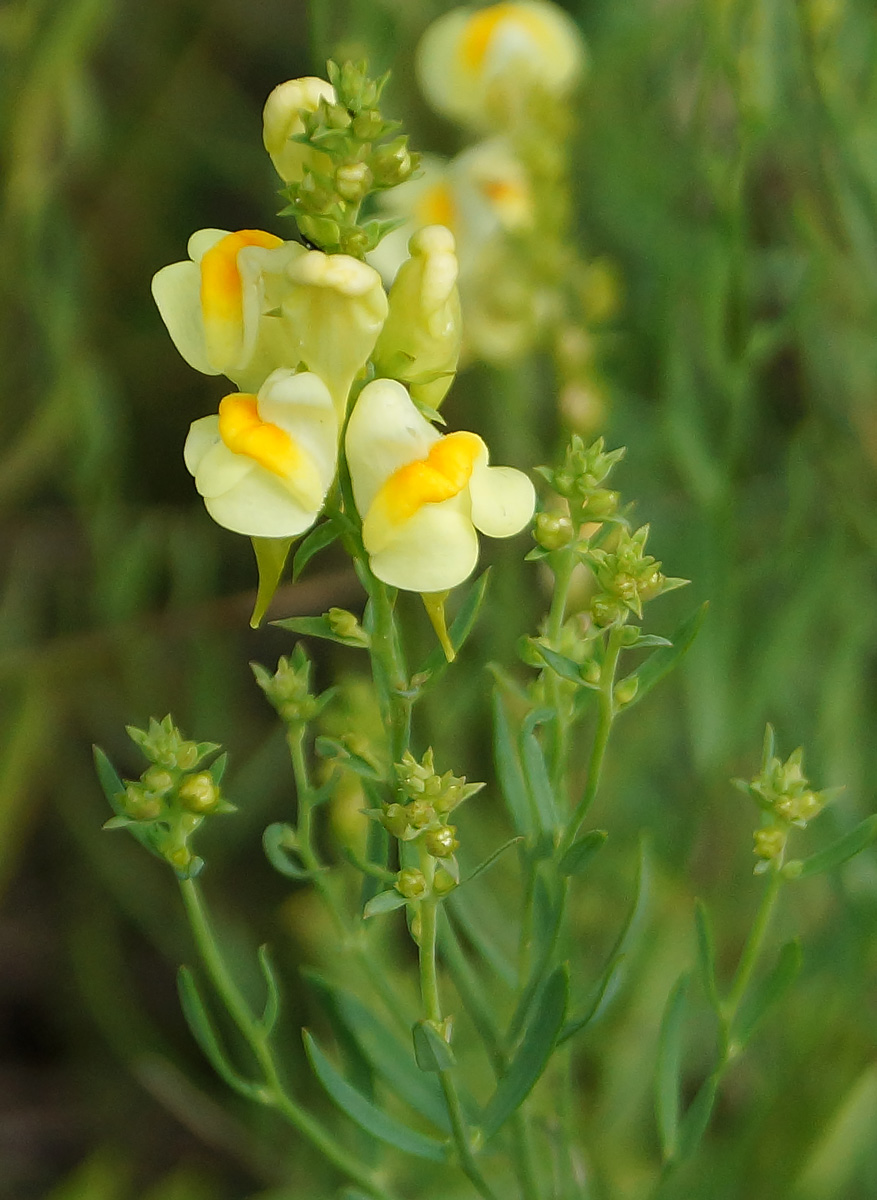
[722,867,783,1035]
[178,878,396,1200]
[559,623,624,857]
[545,548,576,801]
[365,571,412,765]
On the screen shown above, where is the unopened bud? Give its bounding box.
[382,803,410,838]
[335,161,373,203]
[753,826,786,861]
[424,825,459,858]
[433,867,457,896]
[178,772,220,814]
[534,512,574,551]
[614,677,639,706]
[396,868,429,900]
[124,784,162,821]
[352,108,385,140]
[142,767,174,795]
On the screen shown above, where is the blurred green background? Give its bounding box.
[2,0,877,1196]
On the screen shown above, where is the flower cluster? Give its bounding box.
[368,0,615,425]
[104,717,233,877]
[152,63,535,607]
[735,729,833,872]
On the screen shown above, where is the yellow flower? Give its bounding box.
[372,225,462,410]
[345,378,535,591]
[416,1,585,129]
[184,369,337,538]
[262,76,336,184]
[151,228,305,392]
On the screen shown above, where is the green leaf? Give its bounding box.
[446,885,517,988]
[558,830,608,876]
[625,634,673,649]
[363,889,407,918]
[785,815,877,880]
[177,967,263,1100]
[208,752,228,785]
[676,1072,719,1163]
[250,537,294,629]
[292,522,339,580]
[559,836,651,1043]
[655,972,690,1162]
[520,716,560,836]
[304,971,449,1131]
[262,823,322,880]
[412,1020,456,1072]
[693,899,721,1014]
[272,614,369,649]
[481,965,569,1140]
[314,736,384,780]
[532,644,586,684]
[461,836,523,887]
[492,690,533,836]
[93,746,163,861]
[359,807,390,910]
[415,570,491,682]
[303,1031,447,1161]
[620,602,708,710]
[731,939,802,1050]
[257,945,281,1035]
[507,873,564,1044]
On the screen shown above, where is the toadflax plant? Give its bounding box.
[94,21,877,1200]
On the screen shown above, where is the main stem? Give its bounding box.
[179,877,397,1200]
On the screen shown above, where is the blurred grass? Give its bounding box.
[1,0,877,1196]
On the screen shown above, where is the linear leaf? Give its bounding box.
[655,972,690,1162]
[263,823,322,880]
[412,1020,456,1072]
[676,1071,719,1163]
[304,971,449,1131]
[363,889,407,919]
[785,815,877,880]
[533,644,586,684]
[481,965,569,1140]
[93,746,162,861]
[257,945,281,1034]
[461,836,523,887]
[558,830,608,876]
[303,1031,447,1161]
[272,614,368,649]
[520,719,560,835]
[177,967,263,1100]
[731,939,802,1050]
[292,521,339,580]
[694,900,721,1014]
[447,886,517,987]
[492,690,532,836]
[558,955,627,1045]
[622,602,708,709]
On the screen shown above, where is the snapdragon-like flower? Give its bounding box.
[281,250,388,415]
[262,76,336,183]
[345,378,535,591]
[183,369,337,538]
[152,228,306,392]
[372,225,462,410]
[416,0,585,129]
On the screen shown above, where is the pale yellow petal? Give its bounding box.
[468,459,535,537]
[345,379,440,516]
[151,261,219,377]
[366,501,479,592]
[204,468,319,538]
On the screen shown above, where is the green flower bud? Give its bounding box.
[753,825,786,861]
[382,803,410,838]
[123,784,162,821]
[141,767,174,795]
[335,161,373,203]
[352,108,385,140]
[370,137,416,187]
[396,868,429,901]
[326,607,369,646]
[591,593,623,627]
[581,489,619,520]
[614,677,639,706]
[534,512,573,551]
[433,867,457,896]
[583,660,601,685]
[424,825,459,858]
[406,800,436,830]
[178,772,220,814]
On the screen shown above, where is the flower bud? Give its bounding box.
[352,108,385,140]
[178,772,220,814]
[534,511,573,551]
[372,225,462,410]
[382,803,410,838]
[433,867,457,895]
[141,767,174,795]
[371,137,417,187]
[396,868,429,900]
[753,825,786,862]
[613,677,639,707]
[263,77,336,183]
[335,161,373,203]
[424,825,459,858]
[124,784,162,821]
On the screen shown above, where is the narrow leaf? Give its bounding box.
[481,965,569,1140]
[359,810,390,910]
[272,615,368,649]
[786,815,877,880]
[292,521,339,580]
[363,889,407,919]
[676,1072,719,1163]
[93,746,162,861]
[314,736,384,780]
[303,1031,447,1161]
[558,955,627,1044]
[731,939,802,1050]
[257,945,281,1034]
[177,967,262,1100]
[558,830,608,876]
[492,690,532,836]
[461,836,523,887]
[520,719,560,835]
[533,644,585,684]
[621,602,708,709]
[412,1020,456,1072]
[694,900,721,1014]
[625,634,673,649]
[447,886,517,988]
[655,972,690,1162]
[263,823,321,880]
[304,971,449,1131]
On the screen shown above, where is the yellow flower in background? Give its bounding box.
[345,378,535,592]
[262,76,336,183]
[281,250,388,416]
[184,369,337,538]
[416,0,585,129]
[372,225,462,411]
[151,228,305,392]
